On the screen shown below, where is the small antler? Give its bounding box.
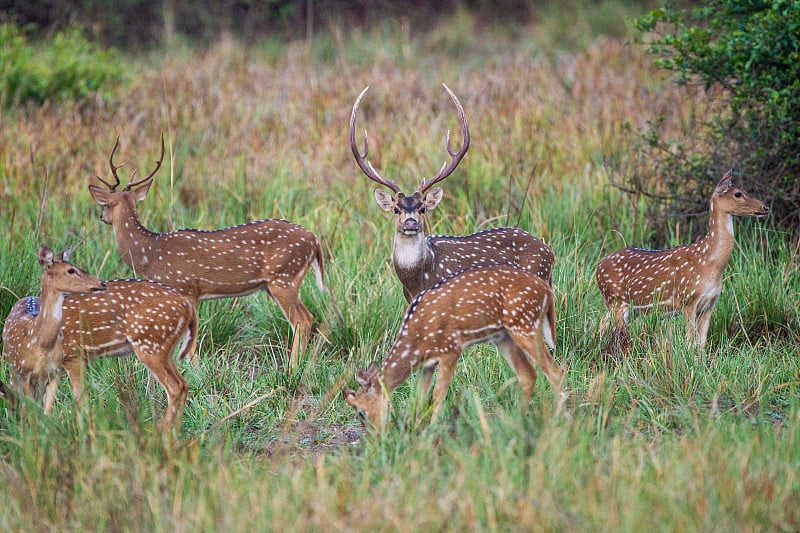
[350,86,402,194]
[123,133,165,191]
[95,136,124,191]
[416,83,470,195]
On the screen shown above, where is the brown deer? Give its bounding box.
[88,135,325,369]
[350,85,554,302]
[2,245,107,413]
[343,265,564,430]
[59,278,198,431]
[596,170,769,349]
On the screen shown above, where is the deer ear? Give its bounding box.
[715,170,733,196]
[423,187,443,211]
[356,370,371,387]
[58,247,73,262]
[343,386,357,406]
[374,189,395,211]
[88,185,112,206]
[38,245,54,268]
[133,179,153,203]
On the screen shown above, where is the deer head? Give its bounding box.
[711,170,769,217]
[343,363,388,430]
[88,134,165,225]
[38,245,107,294]
[350,84,469,237]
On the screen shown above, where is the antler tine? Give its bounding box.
[96,136,124,191]
[124,133,165,191]
[350,86,402,194]
[416,83,470,195]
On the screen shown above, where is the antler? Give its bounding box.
[350,86,402,194]
[416,83,470,195]
[124,133,165,191]
[95,136,124,191]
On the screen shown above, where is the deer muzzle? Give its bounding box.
[402,218,420,234]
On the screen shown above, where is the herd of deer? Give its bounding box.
[1,84,769,433]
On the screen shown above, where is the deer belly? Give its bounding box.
[460,325,505,348]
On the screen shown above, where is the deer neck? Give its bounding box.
[112,205,159,270]
[34,280,66,352]
[699,199,735,267]
[379,335,422,393]
[392,231,433,279]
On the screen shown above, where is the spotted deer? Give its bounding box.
[596,171,769,349]
[343,265,564,430]
[59,278,198,431]
[88,135,325,369]
[2,245,107,413]
[350,85,554,302]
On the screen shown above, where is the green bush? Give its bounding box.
[0,23,123,109]
[625,0,800,236]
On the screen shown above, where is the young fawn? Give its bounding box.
[344,265,564,430]
[350,84,554,302]
[2,246,107,412]
[56,279,197,430]
[596,171,769,349]
[88,135,324,369]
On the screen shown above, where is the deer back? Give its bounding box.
[61,280,197,363]
[124,219,321,301]
[418,227,553,291]
[390,264,555,365]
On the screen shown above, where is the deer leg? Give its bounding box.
[132,343,188,432]
[268,282,314,371]
[696,307,714,349]
[42,377,59,414]
[495,335,537,401]
[683,301,700,347]
[508,330,563,393]
[420,361,437,399]
[429,356,458,423]
[62,357,87,406]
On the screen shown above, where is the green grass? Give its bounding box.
[1,7,799,531]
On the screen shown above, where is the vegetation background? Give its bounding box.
[1,0,799,530]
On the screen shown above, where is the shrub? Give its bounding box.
[623,0,800,238]
[0,23,123,109]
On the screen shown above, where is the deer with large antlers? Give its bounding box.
[350,84,554,302]
[88,135,325,369]
[596,171,769,349]
[2,245,107,412]
[344,265,564,431]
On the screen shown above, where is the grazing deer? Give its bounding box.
[350,84,554,302]
[2,245,107,413]
[88,135,325,369]
[343,265,564,430]
[59,279,198,431]
[596,170,769,349]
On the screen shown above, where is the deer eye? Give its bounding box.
[394,208,400,214]
[67,268,76,274]
[419,207,426,214]
[357,411,366,420]
[734,191,742,198]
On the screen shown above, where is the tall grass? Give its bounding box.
[1,7,798,530]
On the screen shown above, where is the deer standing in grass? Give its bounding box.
[88,135,325,369]
[344,265,564,430]
[350,85,554,302]
[596,171,769,349]
[2,245,107,413]
[59,278,198,431]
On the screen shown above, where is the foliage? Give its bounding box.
[0,23,123,109]
[1,10,798,530]
[624,0,800,238]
